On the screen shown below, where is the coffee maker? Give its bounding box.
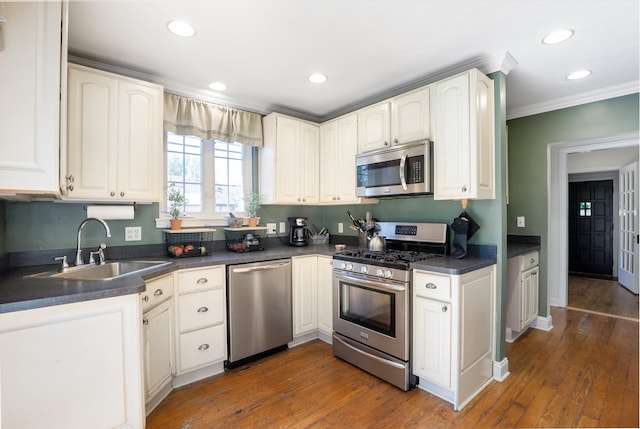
[288,217,308,247]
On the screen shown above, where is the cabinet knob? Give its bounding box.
[68,185,74,191]
[153,289,163,296]
[198,343,210,351]
[143,319,148,325]
[110,191,116,197]
[442,306,448,313]
[197,306,209,313]
[142,295,149,302]
[394,139,398,144]
[67,175,75,183]
[384,141,389,146]
[120,191,125,197]
[297,197,301,202]
[462,186,467,193]
[425,283,437,289]
[336,196,340,200]
[196,277,208,284]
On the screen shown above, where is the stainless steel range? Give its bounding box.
[332,222,448,391]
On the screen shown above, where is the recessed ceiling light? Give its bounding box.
[542,29,574,45]
[566,70,592,80]
[208,82,228,91]
[308,73,328,84]
[167,20,196,38]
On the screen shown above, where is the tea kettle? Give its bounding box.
[368,235,387,252]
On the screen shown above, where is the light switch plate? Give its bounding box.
[338,223,344,233]
[516,216,525,228]
[125,226,142,241]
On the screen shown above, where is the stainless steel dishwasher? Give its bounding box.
[226,259,293,367]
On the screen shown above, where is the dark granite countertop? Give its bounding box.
[0,242,497,314]
[507,235,541,258]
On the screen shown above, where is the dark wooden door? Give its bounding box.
[568,180,614,275]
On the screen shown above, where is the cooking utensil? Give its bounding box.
[347,211,363,232]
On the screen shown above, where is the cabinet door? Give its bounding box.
[317,255,334,335]
[274,117,302,203]
[521,267,539,329]
[66,65,118,199]
[319,114,359,203]
[292,256,319,336]
[300,123,319,203]
[319,120,338,202]
[391,87,430,145]
[143,299,174,402]
[358,101,390,153]
[116,79,162,201]
[432,72,471,200]
[178,289,225,333]
[413,296,451,388]
[0,2,62,196]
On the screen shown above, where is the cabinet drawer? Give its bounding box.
[178,289,225,332]
[178,324,226,372]
[413,271,451,302]
[521,251,539,271]
[141,273,174,312]
[177,266,225,294]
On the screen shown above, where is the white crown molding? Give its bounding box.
[507,80,640,120]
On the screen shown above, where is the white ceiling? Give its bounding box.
[67,0,639,122]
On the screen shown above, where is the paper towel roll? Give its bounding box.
[86,205,135,220]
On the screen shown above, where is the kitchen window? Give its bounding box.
[161,131,253,226]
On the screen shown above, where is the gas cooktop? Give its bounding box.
[335,249,442,269]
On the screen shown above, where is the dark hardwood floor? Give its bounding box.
[147,307,639,429]
[568,275,639,320]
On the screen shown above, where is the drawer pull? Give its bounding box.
[530,259,536,264]
[196,277,208,284]
[425,283,437,289]
[442,306,448,313]
[198,343,210,351]
[142,295,149,302]
[197,306,209,313]
[153,289,163,296]
[143,319,148,325]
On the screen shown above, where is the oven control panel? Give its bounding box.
[333,260,409,283]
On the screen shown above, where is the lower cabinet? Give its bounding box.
[412,265,496,411]
[0,295,144,429]
[506,251,539,342]
[291,255,334,344]
[175,266,227,375]
[142,273,175,414]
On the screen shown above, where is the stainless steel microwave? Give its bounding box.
[356,140,433,198]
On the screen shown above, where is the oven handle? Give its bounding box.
[334,272,406,292]
[333,335,405,370]
[399,151,408,191]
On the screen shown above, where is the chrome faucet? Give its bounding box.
[76,217,111,266]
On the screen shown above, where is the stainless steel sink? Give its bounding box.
[28,260,171,281]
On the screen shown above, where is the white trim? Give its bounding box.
[493,358,510,382]
[531,314,553,331]
[507,81,639,120]
[547,131,639,309]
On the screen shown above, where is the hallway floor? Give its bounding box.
[568,275,639,320]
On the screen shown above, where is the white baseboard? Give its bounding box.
[532,314,553,331]
[493,358,510,382]
[172,362,224,388]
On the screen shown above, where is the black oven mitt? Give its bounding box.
[451,216,470,259]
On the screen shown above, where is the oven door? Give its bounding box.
[332,271,409,360]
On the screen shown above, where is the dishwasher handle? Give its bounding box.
[231,261,291,274]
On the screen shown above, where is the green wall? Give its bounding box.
[506,93,640,316]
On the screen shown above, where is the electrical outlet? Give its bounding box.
[516,216,525,228]
[266,223,277,234]
[125,226,142,241]
[338,222,344,233]
[279,222,286,233]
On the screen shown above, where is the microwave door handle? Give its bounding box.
[399,152,408,191]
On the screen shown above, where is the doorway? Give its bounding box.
[568,180,614,277]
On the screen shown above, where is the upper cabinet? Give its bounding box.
[0,2,64,199]
[432,68,495,200]
[261,113,319,205]
[357,86,430,153]
[319,113,359,204]
[64,64,163,202]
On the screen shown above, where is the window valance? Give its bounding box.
[163,93,263,147]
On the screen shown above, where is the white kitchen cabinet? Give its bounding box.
[432,68,495,200]
[412,265,495,411]
[319,113,360,203]
[0,2,64,198]
[316,255,334,337]
[0,294,144,429]
[506,251,539,342]
[292,255,319,336]
[64,63,163,202]
[357,86,431,153]
[175,266,226,374]
[141,273,175,414]
[261,113,319,204]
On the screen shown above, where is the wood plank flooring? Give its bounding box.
[568,275,639,320]
[146,307,639,429]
